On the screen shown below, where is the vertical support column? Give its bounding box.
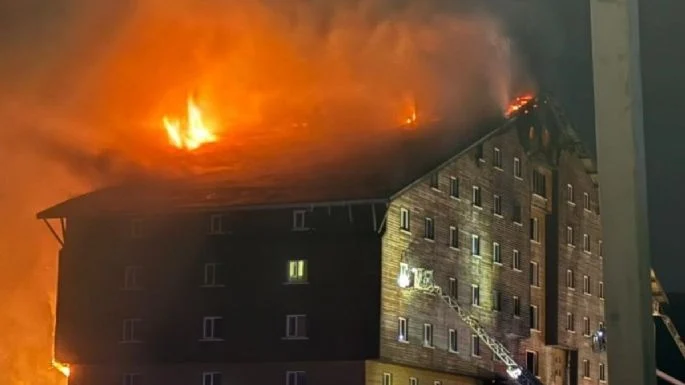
[589,0,656,384]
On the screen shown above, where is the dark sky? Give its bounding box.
[522,0,685,292]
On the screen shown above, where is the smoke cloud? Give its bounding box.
[0,0,557,383]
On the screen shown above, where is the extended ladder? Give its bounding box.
[404,267,543,385]
[651,269,685,360]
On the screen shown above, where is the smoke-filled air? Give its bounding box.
[0,0,540,383]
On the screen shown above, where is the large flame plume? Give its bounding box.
[163,97,217,151]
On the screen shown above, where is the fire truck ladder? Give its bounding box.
[402,267,543,385]
[651,269,685,360]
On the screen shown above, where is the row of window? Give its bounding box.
[398,317,482,357]
[565,269,605,299]
[583,360,608,382]
[565,183,596,213]
[566,225,603,256]
[122,259,308,290]
[121,370,306,385]
[120,314,308,342]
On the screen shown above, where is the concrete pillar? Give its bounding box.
[589,0,656,384]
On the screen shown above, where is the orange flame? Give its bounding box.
[52,359,70,377]
[505,94,535,117]
[162,97,217,150]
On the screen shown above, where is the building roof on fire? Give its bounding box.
[37,94,596,219]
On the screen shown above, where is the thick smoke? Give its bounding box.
[0,0,552,383]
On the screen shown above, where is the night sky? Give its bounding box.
[521,0,685,292]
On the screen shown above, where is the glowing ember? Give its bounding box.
[52,359,70,377]
[405,109,417,125]
[163,97,217,150]
[505,94,535,117]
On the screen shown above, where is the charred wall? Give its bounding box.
[379,124,534,378]
[54,202,385,366]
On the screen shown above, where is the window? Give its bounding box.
[202,316,223,340]
[583,193,591,211]
[599,363,606,382]
[526,351,539,377]
[493,242,501,264]
[471,284,480,306]
[424,217,435,240]
[448,328,458,352]
[449,226,459,248]
[566,313,575,332]
[448,278,458,299]
[584,275,591,295]
[493,147,502,168]
[529,262,539,287]
[599,281,605,299]
[567,184,574,203]
[582,360,591,379]
[209,214,225,234]
[203,263,223,287]
[513,203,522,224]
[398,317,408,342]
[286,371,306,385]
[566,225,574,246]
[583,317,591,336]
[450,177,460,198]
[532,170,547,197]
[512,249,521,271]
[434,382,442,385]
[382,373,392,385]
[423,323,434,347]
[122,373,142,385]
[583,234,591,253]
[492,290,502,311]
[472,186,482,207]
[287,260,308,283]
[599,240,604,258]
[429,172,439,189]
[410,378,418,385]
[285,315,307,339]
[471,235,481,256]
[513,296,521,317]
[202,372,222,385]
[122,318,142,342]
[530,218,540,242]
[131,219,144,238]
[475,144,484,160]
[566,269,575,289]
[493,195,502,216]
[293,210,307,230]
[514,157,522,178]
[530,306,539,330]
[123,266,142,290]
[400,208,410,231]
[471,334,480,356]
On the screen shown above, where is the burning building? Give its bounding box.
[38,94,607,385]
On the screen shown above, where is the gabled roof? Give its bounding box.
[38,94,593,219]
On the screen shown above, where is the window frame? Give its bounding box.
[449,176,460,198]
[493,194,502,216]
[400,208,410,232]
[514,157,522,179]
[472,185,482,207]
[424,217,435,240]
[202,372,222,385]
[492,242,502,264]
[493,147,503,169]
[471,235,481,257]
[398,317,408,342]
[285,314,308,339]
[529,261,539,287]
[471,284,480,307]
[448,328,458,352]
[512,249,521,271]
[423,323,434,347]
[287,259,308,284]
[121,318,142,343]
[202,316,223,341]
[292,209,308,231]
[286,371,307,385]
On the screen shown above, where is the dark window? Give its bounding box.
[472,186,482,207]
[514,157,522,178]
[449,226,458,248]
[202,372,222,385]
[475,144,484,160]
[471,285,480,306]
[471,334,481,356]
[202,317,223,340]
[124,266,143,290]
[532,170,547,197]
[513,203,522,224]
[513,296,521,317]
[429,172,439,189]
[448,329,458,352]
[286,371,306,385]
[493,147,502,168]
[492,290,502,311]
[123,374,142,385]
[203,263,224,287]
[285,315,307,338]
[209,214,226,234]
[122,318,142,342]
[450,177,460,198]
[530,306,539,330]
[530,218,540,242]
[448,278,458,299]
[526,351,539,376]
[400,208,410,231]
[529,262,539,287]
[493,195,502,215]
[424,217,435,240]
[293,210,307,230]
[423,323,434,347]
[493,242,501,264]
[471,235,481,256]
